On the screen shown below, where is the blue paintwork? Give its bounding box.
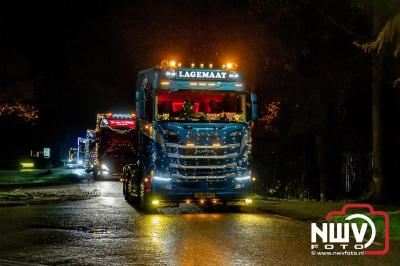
[136,67,254,202]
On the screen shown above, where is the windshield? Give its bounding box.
[156,89,248,122]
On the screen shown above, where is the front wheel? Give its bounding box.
[126,175,137,204]
[137,181,151,211]
[122,177,128,200]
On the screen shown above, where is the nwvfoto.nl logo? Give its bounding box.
[310,204,389,256]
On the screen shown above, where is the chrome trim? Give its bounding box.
[167,153,239,159]
[169,163,237,169]
[171,173,236,179]
[166,143,240,149]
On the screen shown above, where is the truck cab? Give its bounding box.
[123,60,257,209]
[92,113,137,178]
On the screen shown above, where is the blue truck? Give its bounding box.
[122,60,257,210]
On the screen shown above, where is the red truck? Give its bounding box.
[93,113,136,179]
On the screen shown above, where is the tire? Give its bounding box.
[126,175,136,204]
[123,178,128,200]
[135,167,151,212]
[138,181,150,211]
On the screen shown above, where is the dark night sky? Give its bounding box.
[2,0,396,172]
[1,0,263,160]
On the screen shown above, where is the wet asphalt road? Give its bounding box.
[0,180,399,265]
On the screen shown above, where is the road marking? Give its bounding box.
[272,214,292,220]
[0,259,46,266]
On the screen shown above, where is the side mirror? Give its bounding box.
[251,92,258,121]
[136,91,144,118]
[136,91,144,101]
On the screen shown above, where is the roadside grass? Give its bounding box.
[0,191,57,201]
[0,169,83,186]
[254,198,400,240]
[253,199,346,220]
[330,210,400,240]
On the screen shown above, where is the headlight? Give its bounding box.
[153,176,171,182]
[101,164,109,170]
[235,175,251,181]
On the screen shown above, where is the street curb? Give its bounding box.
[0,181,84,190]
[252,206,322,221]
[0,195,89,207]
[0,259,46,266]
[252,200,326,221]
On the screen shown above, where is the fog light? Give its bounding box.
[152,200,160,205]
[235,183,243,189]
[245,199,252,204]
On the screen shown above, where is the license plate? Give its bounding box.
[194,192,215,199]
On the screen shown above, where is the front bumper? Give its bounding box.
[149,177,252,202]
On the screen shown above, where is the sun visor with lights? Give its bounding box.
[173,68,239,81]
[108,119,136,128]
[98,113,136,128]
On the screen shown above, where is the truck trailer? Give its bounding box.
[77,137,86,167]
[84,129,96,172]
[123,60,257,210]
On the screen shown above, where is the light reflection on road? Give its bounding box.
[135,212,275,265]
[1,181,397,265]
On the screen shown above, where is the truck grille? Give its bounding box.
[167,143,240,179]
